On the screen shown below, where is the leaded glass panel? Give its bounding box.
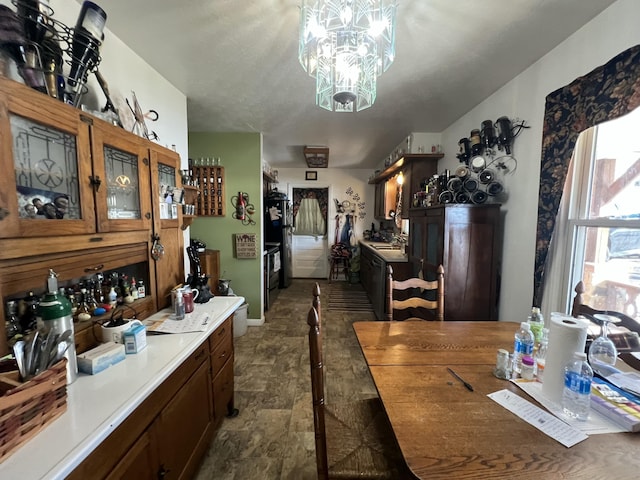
[104,145,141,219]
[11,114,80,220]
[158,162,177,219]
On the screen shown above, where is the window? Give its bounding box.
[563,108,640,320]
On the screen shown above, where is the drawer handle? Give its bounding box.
[84,264,104,272]
[194,349,206,361]
[217,350,227,360]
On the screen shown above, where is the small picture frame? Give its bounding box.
[305,171,317,181]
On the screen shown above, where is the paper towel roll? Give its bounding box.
[541,312,589,403]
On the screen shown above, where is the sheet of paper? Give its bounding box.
[488,389,588,447]
[606,371,640,396]
[145,311,211,334]
[512,379,625,434]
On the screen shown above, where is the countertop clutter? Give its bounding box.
[0,295,244,480]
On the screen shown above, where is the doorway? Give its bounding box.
[290,186,329,278]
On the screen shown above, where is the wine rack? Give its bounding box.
[190,166,226,216]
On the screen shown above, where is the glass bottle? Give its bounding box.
[108,285,118,306]
[535,328,549,383]
[5,300,22,340]
[67,1,107,106]
[137,280,146,298]
[527,306,544,349]
[74,288,92,322]
[130,276,139,300]
[20,291,40,332]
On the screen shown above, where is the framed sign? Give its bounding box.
[305,170,317,181]
[234,233,257,258]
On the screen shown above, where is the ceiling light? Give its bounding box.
[299,0,397,113]
[304,146,330,168]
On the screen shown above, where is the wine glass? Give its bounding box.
[588,313,619,374]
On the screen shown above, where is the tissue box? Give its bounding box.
[124,323,147,354]
[77,342,126,375]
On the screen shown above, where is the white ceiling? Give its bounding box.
[98,0,615,169]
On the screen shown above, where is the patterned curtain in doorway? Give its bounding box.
[292,188,328,236]
[533,44,640,306]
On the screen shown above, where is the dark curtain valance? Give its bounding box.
[533,44,640,306]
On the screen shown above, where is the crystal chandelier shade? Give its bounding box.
[299,0,397,112]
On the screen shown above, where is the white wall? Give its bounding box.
[440,0,640,322]
[276,167,376,243]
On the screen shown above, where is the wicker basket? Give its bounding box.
[0,358,68,463]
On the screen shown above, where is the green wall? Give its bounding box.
[188,132,262,318]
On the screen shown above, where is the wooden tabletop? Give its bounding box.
[353,321,640,480]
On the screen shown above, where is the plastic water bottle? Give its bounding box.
[512,322,534,376]
[535,327,549,382]
[528,306,544,348]
[562,352,593,421]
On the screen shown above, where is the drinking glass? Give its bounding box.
[588,313,618,374]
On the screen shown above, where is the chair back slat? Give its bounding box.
[386,264,445,321]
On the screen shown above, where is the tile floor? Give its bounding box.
[194,279,379,480]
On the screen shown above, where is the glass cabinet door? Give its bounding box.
[0,84,96,239]
[150,148,182,310]
[151,148,180,228]
[91,122,152,233]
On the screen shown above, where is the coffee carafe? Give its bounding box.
[37,270,78,384]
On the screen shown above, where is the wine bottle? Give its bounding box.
[17,0,51,46]
[67,1,107,106]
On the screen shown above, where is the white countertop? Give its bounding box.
[360,241,408,263]
[0,296,244,480]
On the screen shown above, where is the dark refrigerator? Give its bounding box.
[264,198,293,288]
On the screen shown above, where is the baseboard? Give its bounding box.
[247,317,264,326]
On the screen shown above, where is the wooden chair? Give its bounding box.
[306,284,410,480]
[571,280,640,335]
[385,264,445,321]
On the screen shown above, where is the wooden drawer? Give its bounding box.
[211,330,233,376]
[208,316,232,352]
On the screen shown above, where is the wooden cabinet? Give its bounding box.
[408,204,501,320]
[374,180,399,220]
[0,77,184,355]
[0,77,158,238]
[151,360,212,480]
[370,154,441,221]
[360,245,409,320]
[68,316,235,480]
[208,316,235,428]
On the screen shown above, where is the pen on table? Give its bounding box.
[447,367,474,392]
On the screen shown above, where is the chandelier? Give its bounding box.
[299,0,397,112]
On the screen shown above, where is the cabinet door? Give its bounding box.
[371,254,385,320]
[408,214,426,278]
[0,79,96,238]
[360,247,373,298]
[212,356,234,428]
[90,121,152,233]
[150,148,184,310]
[105,430,156,480]
[152,361,212,480]
[424,208,445,280]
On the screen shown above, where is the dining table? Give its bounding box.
[353,321,640,480]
